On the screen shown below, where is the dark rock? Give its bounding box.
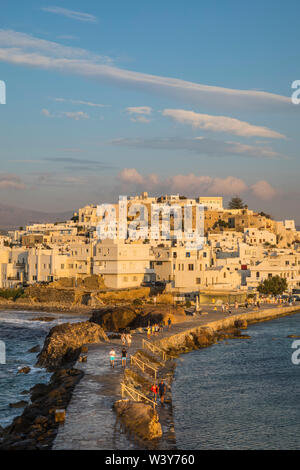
[28,345,41,353]
[18,366,31,374]
[36,321,108,371]
[234,319,248,329]
[20,389,30,395]
[30,317,54,322]
[0,368,84,450]
[9,400,28,408]
[90,306,138,331]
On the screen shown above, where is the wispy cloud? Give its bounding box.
[118,168,277,200]
[110,136,284,159]
[0,173,26,190]
[41,108,89,120]
[44,157,111,167]
[54,97,109,107]
[126,106,152,123]
[41,7,98,23]
[0,30,292,112]
[126,106,152,115]
[162,109,285,139]
[62,111,89,120]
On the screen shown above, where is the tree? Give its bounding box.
[228,196,246,209]
[257,275,288,296]
[258,211,272,220]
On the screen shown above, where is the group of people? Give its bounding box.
[109,332,133,369]
[150,380,168,405]
[146,318,172,338]
[109,347,128,369]
[121,332,132,348]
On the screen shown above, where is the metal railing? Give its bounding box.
[142,339,168,361]
[120,382,157,408]
[130,354,158,380]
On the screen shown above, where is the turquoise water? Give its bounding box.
[0,311,88,427]
[173,312,300,450]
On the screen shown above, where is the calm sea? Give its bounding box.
[0,310,88,427]
[173,312,300,450]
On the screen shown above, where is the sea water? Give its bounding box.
[0,310,88,427]
[173,312,300,450]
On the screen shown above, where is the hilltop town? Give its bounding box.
[0,192,299,306]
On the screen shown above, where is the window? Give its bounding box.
[188,264,194,271]
[186,252,191,258]
[61,264,64,269]
[196,277,201,284]
[256,272,260,278]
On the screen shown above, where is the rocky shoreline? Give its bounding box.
[113,320,250,447]
[0,304,299,450]
[0,321,108,450]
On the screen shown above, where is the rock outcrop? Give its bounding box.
[90,304,186,332]
[0,368,83,450]
[114,400,162,440]
[36,321,108,371]
[90,306,138,331]
[18,366,31,374]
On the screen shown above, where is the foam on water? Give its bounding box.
[0,310,89,427]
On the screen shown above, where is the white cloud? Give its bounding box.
[126,106,152,123]
[126,106,152,115]
[162,109,285,139]
[118,168,274,200]
[41,108,51,117]
[111,136,284,159]
[54,97,109,107]
[0,173,26,190]
[62,111,89,120]
[41,108,89,120]
[251,180,277,200]
[0,30,292,112]
[41,7,98,23]
[130,116,151,123]
[118,168,145,185]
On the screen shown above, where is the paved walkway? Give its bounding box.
[53,303,294,450]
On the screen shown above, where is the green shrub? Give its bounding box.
[0,288,25,301]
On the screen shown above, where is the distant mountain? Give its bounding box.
[0,203,73,231]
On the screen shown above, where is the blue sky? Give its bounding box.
[0,0,299,221]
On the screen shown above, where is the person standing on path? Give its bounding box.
[121,333,126,345]
[109,348,116,369]
[126,333,132,348]
[151,383,158,402]
[158,380,167,405]
[121,348,127,369]
[167,317,172,329]
[147,325,151,338]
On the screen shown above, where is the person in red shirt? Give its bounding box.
[151,383,158,402]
